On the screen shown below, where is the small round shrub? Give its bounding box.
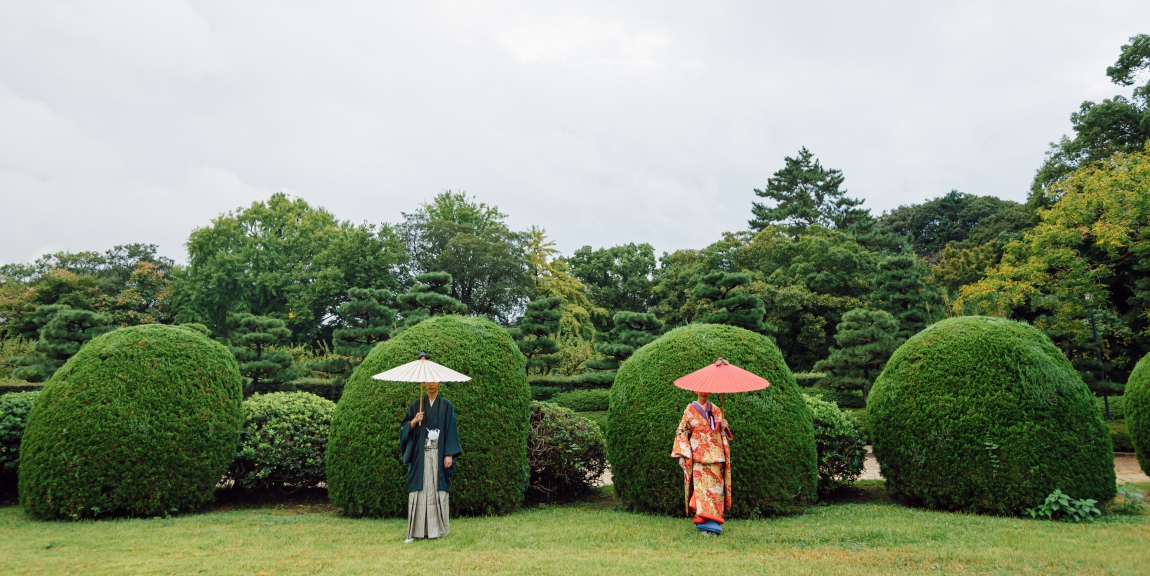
[19,324,243,519]
[609,323,817,517]
[327,315,531,517]
[1127,353,1150,473]
[229,392,335,491]
[1109,420,1134,453]
[527,401,607,502]
[868,316,1115,515]
[0,391,39,492]
[803,394,866,496]
[551,389,610,412]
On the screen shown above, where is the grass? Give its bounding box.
[1,482,1148,575]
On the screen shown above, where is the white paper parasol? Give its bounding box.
[372,353,471,413]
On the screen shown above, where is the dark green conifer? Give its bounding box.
[869,254,937,340]
[514,296,563,374]
[578,311,664,387]
[814,308,899,402]
[228,313,300,396]
[310,288,398,385]
[690,271,772,334]
[6,305,113,382]
[395,272,468,331]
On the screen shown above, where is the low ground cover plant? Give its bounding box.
[18,324,243,519]
[229,391,335,492]
[527,401,607,502]
[1025,489,1101,522]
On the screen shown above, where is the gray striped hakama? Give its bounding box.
[407,438,450,539]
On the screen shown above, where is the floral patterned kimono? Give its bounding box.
[671,401,732,532]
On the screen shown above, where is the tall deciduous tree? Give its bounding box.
[177,193,404,343]
[814,308,899,403]
[958,146,1150,389]
[396,272,468,330]
[6,306,114,382]
[565,243,657,332]
[514,296,563,375]
[1032,34,1150,204]
[870,254,939,341]
[228,313,300,396]
[690,271,771,334]
[400,191,531,323]
[749,147,866,234]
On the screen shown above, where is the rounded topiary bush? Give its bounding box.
[228,391,335,491]
[868,316,1115,515]
[527,401,607,502]
[1126,353,1150,473]
[803,394,866,496]
[19,325,243,519]
[609,323,817,517]
[327,315,531,517]
[1,391,40,492]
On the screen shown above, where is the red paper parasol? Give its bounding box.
[673,358,770,393]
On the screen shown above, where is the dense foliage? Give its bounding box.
[1126,353,1150,473]
[6,306,114,382]
[814,307,899,404]
[551,389,610,412]
[527,401,607,502]
[868,316,1115,515]
[326,315,531,517]
[803,394,866,496]
[0,391,39,492]
[18,325,243,519]
[228,313,300,396]
[609,323,817,517]
[749,146,867,234]
[229,392,335,492]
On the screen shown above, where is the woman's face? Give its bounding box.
[424,382,441,396]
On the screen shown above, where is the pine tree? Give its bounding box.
[395,272,468,331]
[310,288,397,385]
[6,306,114,382]
[749,147,866,234]
[578,311,664,387]
[514,296,563,375]
[690,271,772,334]
[869,254,938,341]
[228,313,301,396]
[814,308,899,402]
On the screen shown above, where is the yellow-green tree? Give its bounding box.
[958,146,1150,393]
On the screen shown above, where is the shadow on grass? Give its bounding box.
[816,479,893,506]
[209,486,337,514]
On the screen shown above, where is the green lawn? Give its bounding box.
[1,483,1147,575]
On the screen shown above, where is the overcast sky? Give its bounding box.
[1,1,1146,265]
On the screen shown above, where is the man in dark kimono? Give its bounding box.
[400,381,461,542]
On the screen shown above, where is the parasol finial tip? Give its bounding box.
[714,357,729,366]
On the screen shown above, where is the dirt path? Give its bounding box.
[860,450,1149,483]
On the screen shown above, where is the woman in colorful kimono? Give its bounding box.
[671,390,732,535]
[400,380,461,543]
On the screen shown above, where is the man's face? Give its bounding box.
[424,382,441,396]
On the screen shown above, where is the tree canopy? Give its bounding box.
[749,147,867,234]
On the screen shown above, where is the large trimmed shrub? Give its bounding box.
[868,316,1115,515]
[327,315,531,517]
[608,323,817,517]
[19,325,243,519]
[1127,353,1150,473]
[803,394,866,496]
[527,401,607,502]
[228,392,335,491]
[1,391,39,492]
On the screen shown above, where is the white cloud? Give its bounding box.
[0,0,1146,264]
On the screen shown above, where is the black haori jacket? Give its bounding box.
[399,395,462,493]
